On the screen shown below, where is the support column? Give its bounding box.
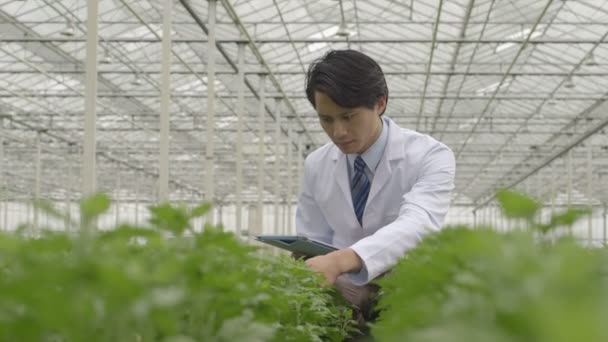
[297,132,303,197]
[248,204,258,242]
[273,98,282,235]
[566,152,573,236]
[66,143,75,230]
[235,42,246,238]
[550,162,557,241]
[34,131,41,228]
[204,0,218,225]
[217,202,223,228]
[472,209,477,229]
[3,197,6,231]
[603,205,607,245]
[492,204,497,229]
[115,164,121,226]
[281,198,287,235]
[135,173,140,225]
[567,151,572,208]
[255,75,266,243]
[286,117,293,235]
[587,142,593,244]
[82,0,99,196]
[499,203,505,232]
[158,0,173,202]
[27,196,32,225]
[0,119,3,231]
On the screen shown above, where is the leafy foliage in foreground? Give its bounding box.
[373,189,608,342]
[0,195,354,342]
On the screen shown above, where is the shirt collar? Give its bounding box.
[347,116,389,174]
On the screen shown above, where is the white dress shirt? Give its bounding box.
[346,116,388,186]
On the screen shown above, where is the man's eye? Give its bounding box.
[321,117,332,123]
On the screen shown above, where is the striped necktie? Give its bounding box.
[352,155,371,225]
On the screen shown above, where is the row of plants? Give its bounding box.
[372,190,608,342]
[1,190,606,341]
[0,195,355,342]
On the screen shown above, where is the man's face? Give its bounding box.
[314,91,386,154]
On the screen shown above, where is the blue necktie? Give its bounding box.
[352,156,371,225]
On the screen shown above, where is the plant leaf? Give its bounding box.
[190,203,212,219]
[549,208,592,228]
[79,193,111,224]
[496,189,539,220]
[148,204,190,235]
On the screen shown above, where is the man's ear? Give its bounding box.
[376,96,387,115]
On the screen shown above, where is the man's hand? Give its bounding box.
[305,248,363,286]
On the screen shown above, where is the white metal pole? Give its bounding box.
[281,198,287,235]
[484,207,488,227]
[235,42,246,238]
[0,124,4,231]
[273,98,282,235]
[496,205,500,229]
[0,120,3,230]
[473,210,477,229]
[550,161,557,241]
[218,202,223,227]
[567,151,573,236]
[297,132,303,197]
[603,205,607,245]
[205,0,217,226]
[34,131,41,228]
[523,182,529,231]
[286,117,293,235]
[82,0,99,196]
[488,206,492,229]
[248,203,257,243]
[567,151,572,208]
[587,142,593,244]
[255,75,266,243]
[550,164,556,215]
[27,197,32,225]
[486,207,490,227]
[115,165,121,226]
[499,204,504,232]
[159,0,173,202]
[135,174,140,225]
[66,144,73,230]
[3,197,6,231]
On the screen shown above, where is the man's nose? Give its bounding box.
[333,121,348,138]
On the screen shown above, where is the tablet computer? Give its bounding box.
[255,235,338,257]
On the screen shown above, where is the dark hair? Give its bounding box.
[305,49,389,114]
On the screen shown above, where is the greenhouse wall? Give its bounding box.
[1,201,605,246]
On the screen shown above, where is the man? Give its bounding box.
[296,50,456,327]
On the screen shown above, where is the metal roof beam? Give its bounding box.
[0,37,604,44]
[472,96,608,211]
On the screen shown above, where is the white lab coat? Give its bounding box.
[295,116,455,285]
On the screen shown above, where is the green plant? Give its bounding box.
[0,194,355,341]
[372,190,607,342]
[495,188,592,233]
